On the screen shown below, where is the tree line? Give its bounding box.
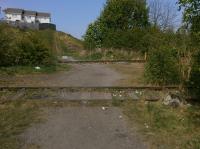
[84,0,200,99]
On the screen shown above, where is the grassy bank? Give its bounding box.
[0,100,40,149]
[122,100,200,149]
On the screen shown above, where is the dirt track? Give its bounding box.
[21,107,148,149]
[0,63,144,87]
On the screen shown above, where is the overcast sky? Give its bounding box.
[0,0,182,39]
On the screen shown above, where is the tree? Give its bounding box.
[100,0,149,30]
[178,0,200,99]
[178,0,200,32]
[84,0,149,49]
[83,20,106,49]
[149,0,179,31]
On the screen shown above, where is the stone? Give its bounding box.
[163,93,182,108]
[128,92,140,100]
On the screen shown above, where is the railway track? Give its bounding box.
[0,86,180,101]
[58,60,146,64]
[0,86,179,91]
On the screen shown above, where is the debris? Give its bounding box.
[144,123,149,129]
[102,107,107,111]
[119,115,123,119]
[163,92,183,108]
[62,56,68,60]
[53,101,58,104]
[35,66,41,70]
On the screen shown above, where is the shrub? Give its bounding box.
[85,52,103,60]
[0,24,56,67]
[0,24,19,66]
[145,48,180,85]
[188,50,200,98]
[17,32,55,66]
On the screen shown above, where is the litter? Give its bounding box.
[35,66,41,70]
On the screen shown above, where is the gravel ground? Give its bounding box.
[20,107,148,149]
[0,64,121,87]
[0,63,144,87]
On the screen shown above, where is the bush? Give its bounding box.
[17,32,55,66]
[0,24,55,67]
[85,52,103,60]
[0,24,19,66]
[188,50,200,98]
[145,48,180,85]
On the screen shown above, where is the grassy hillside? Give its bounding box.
[0,24,84,74]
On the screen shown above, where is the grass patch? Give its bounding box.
[0,100,40,149]
[62,48,144,61]
[122,100,200,149]
[0,64,70,75]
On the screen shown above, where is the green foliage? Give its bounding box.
[0,24,19,66]
[84,0,149,50]
[83,20,105,49]
[145,48,180,85]
[100,0,149,30]
[17,32,55,66]
[188,50,200,98]
[84,52,103,60]
[0,24,55,67]
[178,0,200,27]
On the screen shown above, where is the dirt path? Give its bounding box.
[0,63,144,87]
[20,107,148,149]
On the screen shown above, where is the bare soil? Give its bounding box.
[20,107,148,149]
[109,63,144,86]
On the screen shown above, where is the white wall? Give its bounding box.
[37,17,50,23]
[5,13,22,22]
[24,16,36,23]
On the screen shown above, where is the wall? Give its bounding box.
[37,17,50,23]
[24,15,36,23]
[0,21,56,31]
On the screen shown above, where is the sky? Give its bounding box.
[0,0,181,39]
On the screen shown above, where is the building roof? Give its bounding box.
[3,8,23,14]
[3,8,51,18]
[24,10,37,16]
[37,12,51,17]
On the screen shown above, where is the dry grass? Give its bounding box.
[109,63,145,86]
[122,100,200,149]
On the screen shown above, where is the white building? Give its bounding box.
[24,10,37,23]
[3,8,51,24]
[36,12,51,24]
[4,8,23,22]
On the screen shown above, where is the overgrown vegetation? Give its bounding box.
[145,48,180,85]
[84,0,149,51]
[0,100,40,149]
[0,24,56,67]
[123,100,200,149]
[0,24,81,74]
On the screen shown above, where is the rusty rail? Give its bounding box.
[58,60,146,64]
[0,86,180,91]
